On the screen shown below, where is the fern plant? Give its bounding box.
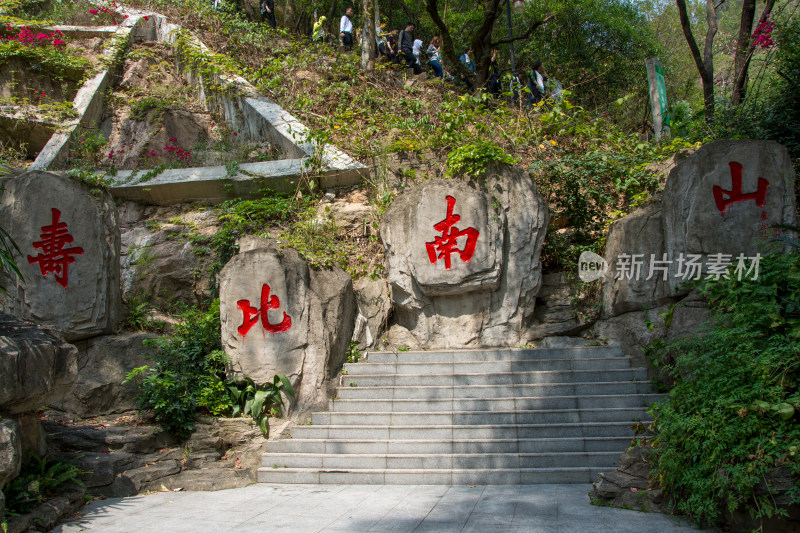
[2,456,85,516]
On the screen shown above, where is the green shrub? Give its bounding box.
[129,96,170,121]
[124,299,229,437]
[120,294,166,332]
[445,141,516,178]
[648,245,800,525]
[193,191,312,289]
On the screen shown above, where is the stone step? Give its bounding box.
[327,394,662,412]
[310,408,650,426]
[256,466,606,484]
[335,381,654,399]
[262,451,621,470]
[266,436,637,455]
[290,421,645,440]
[364,346,623,363]
[343,358,632,375]
[339,368,647,387]
[259,345,657,486]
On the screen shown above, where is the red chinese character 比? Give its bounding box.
[712,161,769,215]
[27,208,84,288]
[237,283,292,337]
[425,195,480,269]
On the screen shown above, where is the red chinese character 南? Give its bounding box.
[27,208,84,288]
[712,161,769,215]
[425,195,480,269]
[237,283,292,337]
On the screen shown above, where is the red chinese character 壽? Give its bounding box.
[712,161,769,215]
[27,208,84,288]
[425,195,480,269]
[237,283,292,337]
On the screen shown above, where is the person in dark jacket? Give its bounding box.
[488,48,501,97]
[529,60,547,104]
[260,0,276,28]
[398,22,421,74]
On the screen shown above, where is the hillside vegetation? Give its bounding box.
[1,0,799,529]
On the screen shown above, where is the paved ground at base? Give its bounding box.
[54,483,709,533]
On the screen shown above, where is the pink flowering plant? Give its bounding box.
[86,1,124,25]
[0,23,89,83]
[140,137,192,169]
[751,14,776,49]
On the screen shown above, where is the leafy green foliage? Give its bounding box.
[1,456,84,516]
[226,374,295,435]
[129,95,171,121]
[346,341,362,364]
[66,129,108,171]
[0,40,89,82]
[124,300,229,437]
[648,247,800,525]
[120,294,166,332]
[445,141,516,178]
[520,0,660,119]
[189,191,312,288]
[276,203,355,270]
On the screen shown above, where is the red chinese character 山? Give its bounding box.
[237,283,292,337]
[27,208,84,288]
[425,195,480,270]
[712,161,769,215]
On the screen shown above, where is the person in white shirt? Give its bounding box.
[412,39,423,67]
[340,7,354,50]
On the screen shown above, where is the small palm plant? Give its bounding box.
[226,374,295,436]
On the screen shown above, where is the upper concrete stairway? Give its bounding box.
[258,346,658,484]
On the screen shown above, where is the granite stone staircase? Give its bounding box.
[258,346,658,484]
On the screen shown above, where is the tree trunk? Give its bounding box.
[326,0,338,42]
[426,0,473,83]
[426,0,501,89]
[676,0,718,122]
[361,0,376,69]
[283,0,294,33]
[731,0,776,104]
[470,0,502,89]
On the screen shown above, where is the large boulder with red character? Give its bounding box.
[0,171,121,341]
[219,237,356,419]
[380,164,549,348]
[602,140,797,317]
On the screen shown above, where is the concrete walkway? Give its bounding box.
[54,484,708,533]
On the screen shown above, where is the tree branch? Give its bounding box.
[676,0,706,78]
[425,0,473,83]
[490,14,555,47]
